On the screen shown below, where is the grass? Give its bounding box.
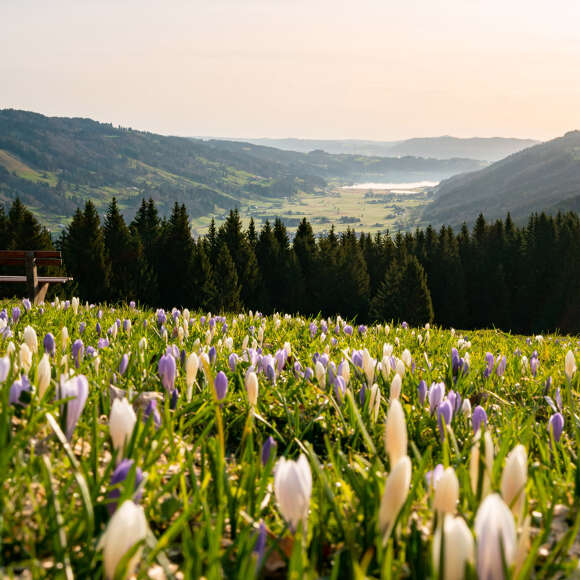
[0,300,578,578]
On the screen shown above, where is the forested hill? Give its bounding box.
[0,109,483,227]
[425,130,580,227]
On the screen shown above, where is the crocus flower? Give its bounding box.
[496,355,507,377]
[262,436,277,466]
[309,322,317,338]
[426,464,444,490]
[37,353,51,398]
[433,467,459,515]
[22,298,32,312]
[474,494,516,580]
[98,500,148,580]
[565,350,577,382]
[530,356,539,377]
[483,352,494,378]
[470,430,494,498]
[334,376,346,403]
[72,339,84,368]
[119,354,129,376]
[12,306,21,324]
[43,333,56,356]
[390,373,402,401]
[437,400,453,439]
[58,375,89,440]
[418,380,427,406]
[432,515,474,580]
[156,309,166,326]
[555,387,562,411]
[274,455,312,532]
[96,322,102,336]
[228,353,238,372]
[109,398,137,457]
[384,399,407,466]
[144,399,161,429]
[245,371,259,406]
[472,406,488,433]
[214,371,228,401]
[23,325,38,353]
[343,325,353,336]
[253,520,267,566]
[428,382,445,414]
[10,375,32,407]
[304,367,313,381]
[378,455,412,542]
[107,459,144,516]
[548,413,564,442]
[500,444,527,521]
[158,354,176,392]
[19,342,32,373]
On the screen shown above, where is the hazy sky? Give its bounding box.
[2,0,579,140]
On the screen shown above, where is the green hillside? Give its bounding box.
[0,109,483,230]
[425,130,580,227]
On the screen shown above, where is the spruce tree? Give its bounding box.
[213,240,241,311]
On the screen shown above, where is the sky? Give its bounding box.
[1,0,580,141]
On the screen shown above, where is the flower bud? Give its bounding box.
[433,467,459,515]
[565,350,576,382]
[109,398,137,457]
[378,455,411,542]
[500,444,527,520]
[390,373,402,401]
[384,399,407,466]
[274,454,312,532]
[432,515,474,580]
[19,342,32,373]
[245,371,259,406]
[23,325,38,353]
[37,353,51,398]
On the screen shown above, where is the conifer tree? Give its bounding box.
[8,198,53,249]
[213,240,241,311]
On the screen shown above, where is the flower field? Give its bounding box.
[1,298,579,579]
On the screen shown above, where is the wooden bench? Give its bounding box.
[0,250,73,304]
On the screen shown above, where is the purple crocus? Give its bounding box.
[9,375,32,407]
[428,382,445,414]
[22,298,31,312]
[425,464,444,489]
[293,361,304,378]
[79,322,86,335]
[472,405,488,433]
[334,376,346,403]
[58,375,89,440]
[548,413,564,442]
[358,325,367,335]
[144,399,162,429]
[352,350,363,368]
[418,380,427,406]
[309,322,317,339]
[253,520,267,565]
[483,352,494,379]
[158,354,176,392]
[119,354,129,376]
[228,353,238,372]
[304,367,313,381]
[214,371,228,401]
[123,319,130,333]
[401,321,409,329]
[12,306,21,324]
[97,338,109,350]
[320,321,328,334]
[72,339,84,368]
[343,325,353,336]
[156,309,166,326]
[447,390,462,416]
[129,301,136,309]
[208,346,217,365]
[530,356,539,377]
[261,436,277,466]
[495,355,507,377]
[107,459,144,516]
[437,400,453,439]
[43,333,56,356]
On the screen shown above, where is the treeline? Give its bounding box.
[1,198,580,334]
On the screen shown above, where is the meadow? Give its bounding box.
[0,298,578,578]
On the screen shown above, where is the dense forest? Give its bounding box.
[1,198,579,334]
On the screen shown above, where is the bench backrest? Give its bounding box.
[0,250,63,267]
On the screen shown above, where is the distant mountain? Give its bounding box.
[424,130,580,227]
[235,136,539,162]
[0,109,483,228]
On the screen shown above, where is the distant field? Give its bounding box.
[190,183,434,237]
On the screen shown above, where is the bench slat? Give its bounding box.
[0,250,63,264]
[0,276,72,283]
[1,259,63,267]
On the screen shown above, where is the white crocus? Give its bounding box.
[37,353,51,398]
[565,350,576,382]
[381,356,392,380]
[71,296,79,315]
[461,398,472,417]
[395,358,406,378]
[500,444,527,521]
[378,455,412,542]
[185,353,199,401]
[390,373,402,401]
[401,349,412,367]
[433,467,460,515]
[369,383,381,423]
[274,455,312,532]
[384,399,407,466]
[432,515,474,580]
[23,325,38,353]
[61,326,69,351]
[98,500,148,579]
[362,349,376,387]
[474,494,516,580]
[315,361,326,388]
[19,342,32,373]
[470,430,494,498]
[245,371,259,406]
[383,343,394,358]
[109,398,137,458]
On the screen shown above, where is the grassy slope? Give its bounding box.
[0,299,578,577]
